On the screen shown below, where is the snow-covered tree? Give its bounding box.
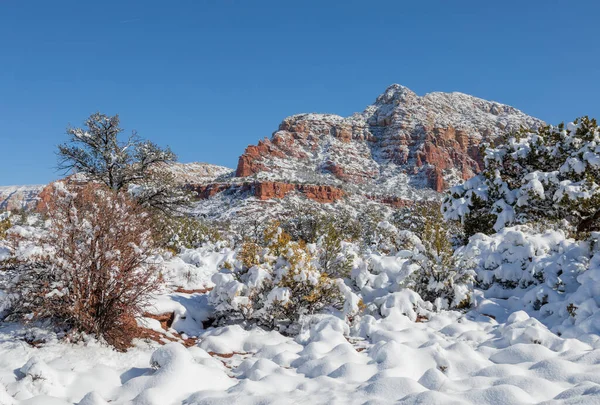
[443,117,600,238]
[58,112,189,213]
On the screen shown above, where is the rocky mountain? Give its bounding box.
[186,84,543,220]
[234,84,543,195]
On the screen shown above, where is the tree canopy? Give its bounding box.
[58,112,189,213]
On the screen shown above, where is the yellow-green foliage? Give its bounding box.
[216,227,345,330]
[263,221,292,256]
[270,242,343,324]
[420,204,453,260]
[152,213,221,253]
[318,222,353,278]
[239,242,261,270]
[0,217,11,240]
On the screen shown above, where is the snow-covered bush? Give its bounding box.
[443,117,600,238]
[356,218,474,311]
[4,182,162,349]
[458,225,600,336]
[209,224,345,333]
[460,226,588,299]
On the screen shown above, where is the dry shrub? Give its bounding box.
[8,182,162,349]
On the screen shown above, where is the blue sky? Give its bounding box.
[1,0,598,185]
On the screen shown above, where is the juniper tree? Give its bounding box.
[58,112,189,213]
[443,117,600,238]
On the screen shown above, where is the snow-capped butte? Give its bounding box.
[235,84,543,194]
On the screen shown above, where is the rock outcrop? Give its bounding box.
[188,181,344,204]
[234,84,543,195]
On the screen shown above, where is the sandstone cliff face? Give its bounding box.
[188,181,344,204]
[234,84,543,194]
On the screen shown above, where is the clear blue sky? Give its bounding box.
[1,0,598,185]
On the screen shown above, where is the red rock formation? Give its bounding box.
[296,184,345,203]
[236,144,269,177]
[254,182,296,200]
[236,116,490,192]
[233,85,542,196]
[426,167,446,192]
[189,181,345,204]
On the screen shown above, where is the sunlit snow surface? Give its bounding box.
[1,305,600,404]
[1,244,600,405]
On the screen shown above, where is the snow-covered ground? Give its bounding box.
[1,296,600,404]
[2,231,600,405]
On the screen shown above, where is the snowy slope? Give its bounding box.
[161,162,233,184]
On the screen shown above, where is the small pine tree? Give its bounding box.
[403,204,475,310]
